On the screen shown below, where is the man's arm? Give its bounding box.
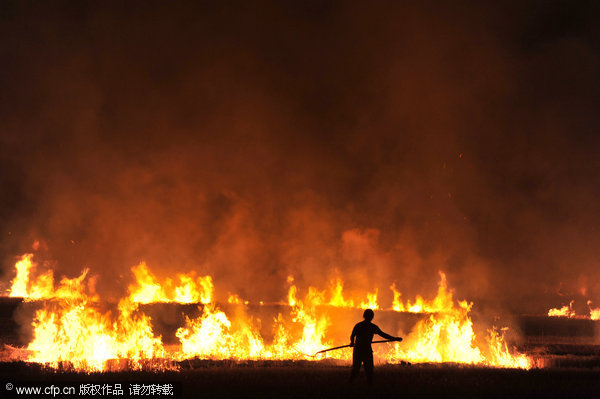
[350,325,357,347]
[375,326,402,341]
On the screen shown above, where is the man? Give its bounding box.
[349,309,402,385]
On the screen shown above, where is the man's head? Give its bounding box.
[363,309,374,321]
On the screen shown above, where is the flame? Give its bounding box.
[176,304,265,360]
[227,294,249,305]
[8,253,96,302]
[390,282,405,312]
[13,259,168,371]
[3,253,530,371]
[128,262,213,304]
[391,273,454,314]
[175,279,265,360]
[588,301,600,320]
[287,284,331,356]
[329,278,355,308]
[393,301,484,364]
[387,272,530,368]
[485,328,530,369]
[288,277,379,310]
[8,254,34,297]
[359,289,379,310]
[547,299,600,320]
[26,291,166,372]
[548,300,576,318]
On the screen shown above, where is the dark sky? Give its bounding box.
[1,1,599,313]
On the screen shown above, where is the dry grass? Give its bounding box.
[2,361,600,399]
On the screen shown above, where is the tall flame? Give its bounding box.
[176,304,265,360]
[24,277,166,372]
[2,253,531,371]
[389,272,529,368]
[8,254,34,297]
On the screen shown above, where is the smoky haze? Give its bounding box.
[1,1,599,314]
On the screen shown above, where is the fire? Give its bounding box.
[548,300,576,318]
[176,304,265,360]
[328,278,379,309]
[588,301,600,320]
[547,299,600,320]
[287,283,331,357]
[485,328,530,369]
[391,273,453,313]
[176,278,331,360]
[329,278,356,308]
[227,294,249,305]
[394,300,483,364]
[2,253,531,371]
[359,289,379,310]
[8,253,96,302]
[27,299,166,372]
[388,272,530,368]
[21,271,167,372]
[128,262,213,304]
[390,282,405,312]
[8,254,33,297]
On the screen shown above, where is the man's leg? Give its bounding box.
[349,350,362,382]
[364,351,374,385]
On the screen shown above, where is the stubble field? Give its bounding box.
[2,360,600,399]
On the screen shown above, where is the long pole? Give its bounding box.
[313,339,399,356]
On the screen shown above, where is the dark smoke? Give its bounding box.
[1,1,599,313]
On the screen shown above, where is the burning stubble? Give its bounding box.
[0,0,599,374]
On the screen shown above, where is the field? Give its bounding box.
[2,299,600,398]
[2,361,600,399]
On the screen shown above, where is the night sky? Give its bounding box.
[1,1,599,314]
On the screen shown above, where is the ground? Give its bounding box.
[2,361,600,399]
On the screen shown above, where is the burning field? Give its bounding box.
[2,251,600,397]
[2,1,600,398]
[0,252,530,370]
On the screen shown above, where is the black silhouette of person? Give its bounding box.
[349,309,402,385]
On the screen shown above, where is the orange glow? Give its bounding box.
[2,253,531,371]
[390,282,405,312]
[328,278,356,308]
[388,272,529,367]
[176,304,265,360]
[8,253,96,302]
[128,262,213,304]
[548,299,600,320]
[391,272,453,313]
[548,300,576,318]
[27,299,167,372]
[227,294,249,305]
[287,282,331,357]
[8,254,34,297]
[587,301,600,320]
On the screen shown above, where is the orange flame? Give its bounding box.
[3,253,530,371]
[588,301,600,321]
[8,254,34,297]
[8,253,96,302]
[128,262,213,304]
[548,300,576,318]
[548,299,600,320]
[388,272,529,368]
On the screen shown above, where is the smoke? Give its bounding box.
[1,1,599,313]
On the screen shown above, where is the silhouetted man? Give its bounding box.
[350,309,402,385]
